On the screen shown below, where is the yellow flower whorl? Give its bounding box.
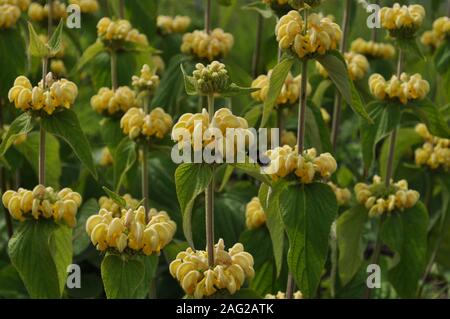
[86,206,176,255]
[251,71,311,105]
[98,194,139,216]
[181,28,234,61]
[2,185,82,227]
[132,64,160,93]
[69,0,99,14]
[379,3,425,36]
[276,11,342,59]
[245,197,266,230]
[157,15,191,34]
[350,38,396,60]
[97,17,148,45]
[91,86,137,115]
[0,4,21,29]
[355,176,420,218]
[0,0,30,11]
[28,0,67,22]
[8,74,78,115]
[414,124,450,171]
[120,107,173,140]
[264,145,337,183]
[265,290,303,299]
[421,17,450,49]
[368,73,429,105]
[169,239,255,299]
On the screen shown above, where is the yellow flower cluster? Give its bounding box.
[379,3,425,34]
[276,11,342,59]
[86,206,176,255]
[316,52,369,81]
[355,176,420,218]
[69,0,99,13]
[8,74,78,115]
[192,61,229,95]
[169,239,255,299]
[414,124,450,171]
[265,291,303,299]
[98,194,139,216]
[2,185,82,227]
[350,38,395,60]
[421,17,450,49]
[264,146,337,183]
[97,17,148,45]
[328,182,352,206]
[132,64,160,93]
[280,130,297,147]
[121,107,173,140]
[0,4,20,29]
[172,108,249,153]
[28,0,67,22]
[99,147,114,166]
[157,15,191,34]
[369,73,430,105]
[251,71,311,105]
[181,29,234,61]
[0,0,29,11]
[90,86,137,115]
[245,197,266,230]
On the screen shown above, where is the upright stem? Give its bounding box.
[385,49,403,188]
[141,96,150,216]
[110,50,118,91]
[39,58,48,185]
[296,59,308,153]
[48,0,53,35]
[205,0,212,34]
[252,15,263,78]
[371,0,380,42]
[206,94,215,267]
[119,0,125,19]
[330,0,351,151]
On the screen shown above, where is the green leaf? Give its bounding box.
[242,1,273,19]
[407,99,450,139]
[305,102,332,153]
[228,288,261,299]
[101,253,145,299]
[0,113,33,156]
[48,19,64,57]
[133,255,159,298]
[221,83,258,97]
[231,161,271,185]
[8,220,72,298]
[102,186,127,208]
[41,109,97,179]
[27,22,49,58]
[113,137,137,191]
[316,51,372,123]
[15,132,61,189]
[175,163,213,248]
[74,41,106,72]
[379,128,422,180]
[101,117,124,152]
[260,55,295,127]
[337,205,368,286]
[180,64,197,96]
[360,101,401,169]
[278,183,337,298]
[312,79,332,107]
[0,28,26,97]
[380,203,428,298]
[434,40,450,74]
[72,199,99,256]
[266,182,287,277]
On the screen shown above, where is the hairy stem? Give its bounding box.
[330,0,351,151]
[48,0,53,35]
[371,0,379,42]
[296,59,308,153]
[141,97,150,216]
[205,0,212,34]
[119,0,125,19]
[110,50,118,91]
[39,58,48,185]
[206,94,215,267]
[252,14,263,78]
[384,49,403,188]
